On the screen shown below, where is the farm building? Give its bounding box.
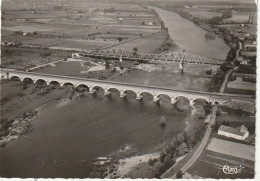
[218,125,249,140]
[241,51,256,58]
[243,43,257,51]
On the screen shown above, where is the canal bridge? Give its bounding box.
[1,69,253,106]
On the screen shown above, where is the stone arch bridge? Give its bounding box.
[1,69,252,106]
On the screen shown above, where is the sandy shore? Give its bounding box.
[108,153,160,178]
[135,63,165,72]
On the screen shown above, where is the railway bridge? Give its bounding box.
[81,49,225,65]
[47,47,225,65]
[1,69,252,106]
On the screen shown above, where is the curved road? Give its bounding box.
[161,104,218,178]
[219,41,242,93]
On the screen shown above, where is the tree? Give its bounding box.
[133,47,138,52]
[105,61,110,69]
[160,151,166,163]
[176,170,183,178]
[133,47,138,57]
[118,37,123,42]
[15,30,23,35]
[164,153,174,169]
[222,10,232,19]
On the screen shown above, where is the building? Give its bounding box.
[218,125,249,140]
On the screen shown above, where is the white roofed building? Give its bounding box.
[218,125,249,140]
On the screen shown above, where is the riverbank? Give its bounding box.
[0,79,78,146]
[87,102,210,179]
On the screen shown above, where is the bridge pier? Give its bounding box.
[171,97,177,106]
[153,96,160,106]
[89,87,97,95]
[120,91,127,98]
[189,99,195,106]
[104,89,111,96]
[136,93,143,101]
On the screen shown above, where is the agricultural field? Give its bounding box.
[187,9,222,19]
[1,23,66,33]
[50,39,114,50]
[110,29,172,53]
[207,138,255,161]
[1,47,71,70]
[1,2,161,51]
[225,12,251,23]
[188,149,254,179]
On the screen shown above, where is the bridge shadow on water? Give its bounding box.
[89,89,191,115]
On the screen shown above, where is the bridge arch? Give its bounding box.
[140,92,154,102]
[62,82,75,87]
[49,81,61,87]
[77,84,89,92]
[92,86,105,95]
[107,88,120,96]
[157,94,171,104]
[10,76,21,81]
[174,96,191,106]
[193,98,209,106]
[123,90,137,99]
[23,77,34,84]
[35,79,48,87]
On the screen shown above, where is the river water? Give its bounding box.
[0,6,229,179]
[0,90,189,178]
[150,6,230,60]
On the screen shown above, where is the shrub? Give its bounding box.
[148,158,155,166]
[158,165,167,175]
[164,153,174,169]
[160,151,166,163]
[176,170,183,178]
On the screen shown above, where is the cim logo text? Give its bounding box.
[219,165,244,174]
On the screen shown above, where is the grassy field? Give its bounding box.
[2,24,65,32]
[188,9,222,19]
[1,47,71,70]
[207,138,255,161]
[51,39,114,49]
[226,12,251,23]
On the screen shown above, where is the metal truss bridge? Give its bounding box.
[81,48,226,65]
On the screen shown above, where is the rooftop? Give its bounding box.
[218,125,244,136]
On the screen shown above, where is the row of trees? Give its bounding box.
[153,122,206,178]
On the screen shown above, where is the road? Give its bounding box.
[161,104,218,178]
[219,41,242,93]
[28,59,64,71]
[219,69,233,93]
[180,104,217,173]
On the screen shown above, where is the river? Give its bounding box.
[150,6,230,60]
[0,90,190,178]
[0,6,229,179]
